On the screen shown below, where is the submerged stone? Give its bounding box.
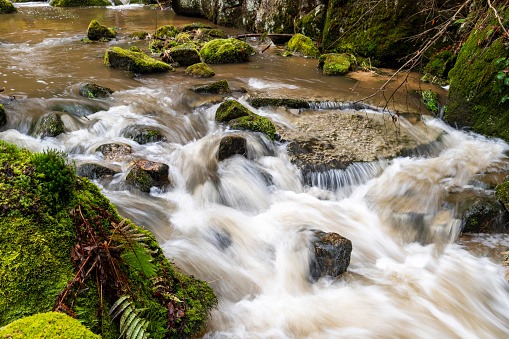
[0,104,6,127]
[286,33,320,58]
[183,22,212,32]
[76,163,118,180]
[201,38,255,64]
[129,31,148,40]
[309,231,352,281]
[104,47,174,73]
[459,197,507,233]
[35,113,64,138]
[50,102,100,117]
[0,0,17,14]
[215,99,250,122]
[229,114,276,141]
[169,43,202,66]
[126,160,170,192]
[79,83,114,99]
[153,25,178,39]
[96,143,132,161]
[192,79,231,94]
[217,135,247,161]
[87,20,117,41]
[186,62,215,78]
[318,53,353,75]
[248,97,310,109]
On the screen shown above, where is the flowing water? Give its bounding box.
[2,4,509,338]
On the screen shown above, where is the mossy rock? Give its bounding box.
[96,143,132,161]
[175,32,191,44]
[0,141,217,338]
[0,0,17,14]
[282,51,293,57]
[149,39,167,53]
[0,312,100,339]
[229,114,276,141]
[50,0,110,7]
[34,113,64,138]
[126,160,170,192]
[286,33,320,58]
[459,197,506,233]
[105,47,174,73]
[495,181,509,211]
[423,50,456,81]
[419,90,439,113]
[87,20,117,41]
[185,62,215,78]
[215,99,250,122]
[203,28,224,38]
[129,31,148,40]
[0,104,6,127]
[247,97,310,109]
[200,38,255,64]
[182,22,212,32]
[79,83,114,99]
[122,126,166,144]
[192,79,231,94]
[169,43,202,66]
[153,25,178,39]
[318,53,353,75]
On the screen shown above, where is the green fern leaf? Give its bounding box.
[120,304,136,331]
[121,243,157,278]
[109,295,131,317]
[132,319,148,339]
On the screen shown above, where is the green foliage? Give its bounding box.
[494,57,509,104]
[420,90,439,113]
[104,47,174,73]
[185,62,215,78]
[0,0,17,14]
[50,0,110,7]
[200,38,255,64]
[0,312,100,339]
[87,20,117,41]
[286,33,320,58]
[109,296,150,339]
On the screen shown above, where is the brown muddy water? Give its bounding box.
[1,4,509,339]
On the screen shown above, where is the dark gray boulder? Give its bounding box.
[309,230,352,281]
[217,135,247,161]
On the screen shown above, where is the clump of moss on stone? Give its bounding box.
[215,99,250,122]
[183,22,212,32]
[149,39,166,53]
[186,62,215,78]
[495,181,509,211]
[420,90,438,113]
[105,47,174,73]
[0,0,17,14]
[87,20,117,41]
[175,32,191,44]
[0,104,6,127]
[130,31,148,40]
[50,0,110,7]
[79,83,113,99]
[422,50,456,85]
[35,113,65,138]
[201,38,255,64]
[229,115,276,141]
[192,79,231,94]
[169,43,202,66]
[153,25,178,39]
[0,312,100,339]
[286,33,320,58]
[203,28,224,38]
[318,53,354,75]
[247,97,310,109]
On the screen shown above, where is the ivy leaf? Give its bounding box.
[454,18,466,25]
[501,95,509,104]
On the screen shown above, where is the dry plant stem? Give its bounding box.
[488,0,509,37]
[354,0,473,105]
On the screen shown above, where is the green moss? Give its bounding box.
[169,43,202,66]
[153,25,178,39]
[50,0,110,7]
[0,104,6,127]
[446,6,509,141]
[229,115,276,141]
[215,100,250,122]
[423,50,456,79]
[35,114,65,138]
[286,33,320,58]
[130,31,148,40]
[79,83,113,99]
[200,38,255,64]
[204,29,224,38]
[247,97,310,109]
[87,20,117,41]
[126,166,153,192]
[0,141,217,338]
[183,22,212,32]
[185,62,215,78]
[318,53,353,75]
[149,39,166,53]
[282,51,293,57]
[495,181,509,211]
[297,5,327,40]
[0,0,17,14]
[192,79,231,94]
[420,90,439,113]
[105,47,174,73]
[0,312,100,339]
[175,32,191,44]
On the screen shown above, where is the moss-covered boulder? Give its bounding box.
[203,28,224,38]
[175,32,192,44]
[0,312,100,339]
[86,20,117,41]
[122,126,166,144]
[153,25,178,39]
[201,38,255,64]
[185,62,215,78]
[318,53,353,75]
[79,83,113,99]
[34,113,64,138]
[217,135,247,161]
[149,39,167,53]
[215,99,250,122]
[126,160,170,192]
[247,97,310,109]
[105,47,174,73]
[0,142,217,338]
[169,43,202,66]
[50,0,110,7]
[0,104,6,127]
[129,31,148,40]
[229,114,276,141]
[286,33,320,58]
[183,22,212,32]
[192,79,231,94]
[0,0,17,14]
[446,7,509,141]
[422,50,456,85]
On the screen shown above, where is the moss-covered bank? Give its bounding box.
[0,0,17,14]
[0,141,216,338]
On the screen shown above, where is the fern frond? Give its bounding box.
[110,295,151,339]
[121,243,157,278]
[109,294,131,320]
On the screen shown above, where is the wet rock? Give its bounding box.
[104,47,174,73]
[96,143,132,161]
[182,22,212,32]
[0,104,6,127]
[193,79,231,94]
[122,126,166,145]
[229,115,276,142]
[129,31,148,40]
[215,99,250,122]
[217,135,247,161]
[77,163,118,179]
[50,102,100,117]
[79,83,114,99]
[126,160,170,192]
[50,0,110,6]
[248,97,310,109]
[200,38,255,64]
[318,53,354,75]
[210,228,232,250]
[0,0,17,14]
[185,62,215,78]
[169,43,202,66]
[153,25,178,39]
[309,231,352,281]
[459,197,507,233]
[86,20,117,41]
[35,113,64,138]
[286,33,320,58]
